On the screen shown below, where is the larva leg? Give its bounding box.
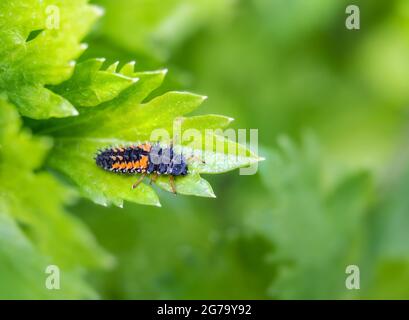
[149,173,158,185]
[132,173,147,189]
[169,175,177,194]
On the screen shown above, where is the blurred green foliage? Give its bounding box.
[1,0,409,299]
[0,0,101,118]
[81,0,409,299]
[0,100,112,298]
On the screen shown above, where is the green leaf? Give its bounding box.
[34,64,261,207]
[52,58,138,107]
[0,99,112,298]
[0,0,102,119]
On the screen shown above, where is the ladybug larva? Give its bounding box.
[95,143,188,194]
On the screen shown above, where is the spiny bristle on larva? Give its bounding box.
[95,145,147,172]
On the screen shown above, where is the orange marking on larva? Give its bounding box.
[139,155,149,169]
[133,160,140,168]
[138,143,152,152]
[112,162,120,169]
[126,162,133,169]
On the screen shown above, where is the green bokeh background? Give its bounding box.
[74,0,409,299]
[4,0,409,299]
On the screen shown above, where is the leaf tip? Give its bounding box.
[102,60,119,73]
[80,43,89,51]
[97,199,108,207]
[161,68,169,75]
[92,4,105,17]
[70,108,79,116]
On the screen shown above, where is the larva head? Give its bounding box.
[170,154,188,176]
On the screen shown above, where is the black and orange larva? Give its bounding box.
[95,143,188,193]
